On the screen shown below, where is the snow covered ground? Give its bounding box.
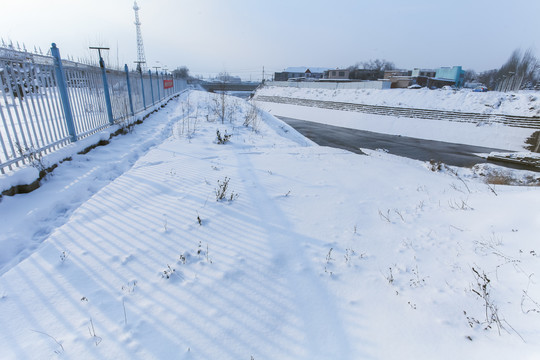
[257,85,540,117]
[0,90,539,359]
[254,86,539,151]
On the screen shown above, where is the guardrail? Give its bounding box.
[0,43,187,174]
[254,95,540,130]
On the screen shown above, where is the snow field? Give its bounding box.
[257,85,540,117]
[0,91,539,359]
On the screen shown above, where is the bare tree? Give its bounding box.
[477,69,498,89]
[348,59,395,80]
[213,91,227,124]
[463,69,478,84]
[361,59,395,72]
[492,48,538,91]
[172,66,190,79]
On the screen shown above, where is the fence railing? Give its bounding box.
[0,43,187,174]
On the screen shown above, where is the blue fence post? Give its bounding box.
[50,43,77,142]
[149,70,155,105]
[124,64,134,116]
[156,70,161,101]
[99,56,115,124]
[140,70,146,110]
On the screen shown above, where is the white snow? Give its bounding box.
[0,166,39,190]
[254,86,539,151]
[0,100,174,193]
[256,85,540,117]
[0,90,539,359]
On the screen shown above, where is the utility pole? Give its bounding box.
[89,46,114,124]
[134,61,145,74]
[262,66,265,84]
[153,66,161,100]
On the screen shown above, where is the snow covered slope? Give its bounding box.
[0,91,539,359]
[254,86,539,151]
[256,85,540,117]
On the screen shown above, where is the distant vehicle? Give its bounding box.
[473,86,488,92]
[441,85,456,90]
[408,84,421,89]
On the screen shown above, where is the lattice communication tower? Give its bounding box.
[133,1,147,72]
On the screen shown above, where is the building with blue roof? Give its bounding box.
[435,66,465,87]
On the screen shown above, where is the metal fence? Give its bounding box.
[0,43,187,174]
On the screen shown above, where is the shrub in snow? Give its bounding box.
[215,177,238,201]
[216,130,231,144]
[162,264,176,279]
[466,266,523,339]
[243,103,261,131]
[15,142,46,173]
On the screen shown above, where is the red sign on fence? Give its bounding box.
[163,79,173,89]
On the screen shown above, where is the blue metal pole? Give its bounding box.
[124,64,134,116]
[149,70,155,105]
[156,70,161,101]
[99,57,114,124]
[50,43,77,142]
[140,70,146,110]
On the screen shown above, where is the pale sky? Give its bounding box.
[1,0,539,80]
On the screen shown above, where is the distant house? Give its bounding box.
[274,67,329,81]
[325,69,350,80]
[410,66,465,88]
[411,68,436,78]
[435,66,465,87]
[384,70,413,88]
[349,69,380,81]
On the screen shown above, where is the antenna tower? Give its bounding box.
[133,1,147,72]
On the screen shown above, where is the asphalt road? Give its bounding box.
[278,116,513,168]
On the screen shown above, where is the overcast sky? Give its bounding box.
[2,0,539,80]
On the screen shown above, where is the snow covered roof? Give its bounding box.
[283,66,330,74]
